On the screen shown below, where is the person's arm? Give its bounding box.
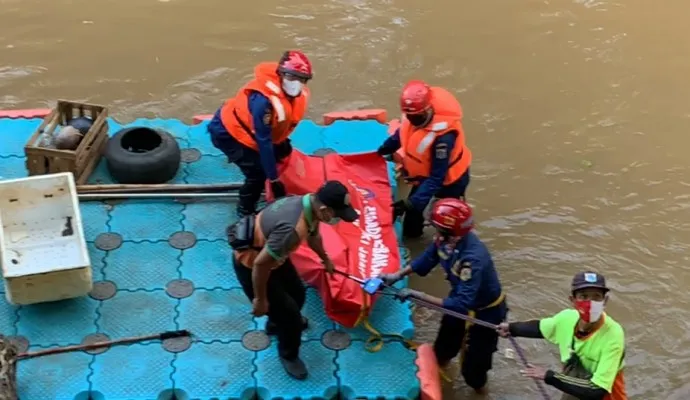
[407,132,457,212]
[390,241,441,280]
[508,320,545,338]
[252,224,300,301]
[248,92,279,181]
[544,372,609,400]
[509,309,575,339]
[377,128,402,155]
[409,241,441,277]
[546,327,625,400]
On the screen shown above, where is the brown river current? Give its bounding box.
[2,0,690,398]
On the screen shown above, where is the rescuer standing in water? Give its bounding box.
[228,180,358,380]
[377,80,472,238]
[208,50,313,217]
[497,272,628,400]
[379,199,505,394]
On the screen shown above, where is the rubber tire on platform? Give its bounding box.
[105,127,181,184]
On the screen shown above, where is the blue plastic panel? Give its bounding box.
[0,116,420,400]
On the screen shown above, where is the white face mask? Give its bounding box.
[325,217,341,225]
[282,79,302,97]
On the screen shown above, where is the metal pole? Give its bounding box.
[77,183,244,194]
[78,192,246,200]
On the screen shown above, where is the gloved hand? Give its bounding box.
[394,288,423,302]
[275,139,293,160]
[378,272,403,286]
[376,146,394,161]
[270,179,287,199]
[392,199,410,219]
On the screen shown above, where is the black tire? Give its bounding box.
[104,127,181,184]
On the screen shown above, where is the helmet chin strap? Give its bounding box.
[422,109,434,126]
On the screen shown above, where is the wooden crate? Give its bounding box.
[24,100,109,184]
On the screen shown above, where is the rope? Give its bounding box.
[388,288,551,399]
[337,270,551,399]
[507,335,552,400]
[352,288,418,353]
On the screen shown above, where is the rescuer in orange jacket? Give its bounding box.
[207,51,313,217]
[377,80,472,238]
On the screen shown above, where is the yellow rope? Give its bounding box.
[351,245,453,381]
[352,289,418,353]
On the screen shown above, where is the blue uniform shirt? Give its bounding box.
[380,128,458,212]
[410,232,502,314]
[208,92,279,181]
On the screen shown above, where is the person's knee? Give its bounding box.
[269,296,302,325]
[433,322,464,364]
[433,343,456,366]
[292,285,306,307]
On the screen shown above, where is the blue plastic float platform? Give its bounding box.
[0,114,421,400]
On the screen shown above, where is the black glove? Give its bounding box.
[377,145,394,161]
[392,199,410,218]
[270,180,287,199]
[275,139,293,160]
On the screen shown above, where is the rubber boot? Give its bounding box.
[266,316,309,336]
[280,356,308,380]
[473,386,489,395]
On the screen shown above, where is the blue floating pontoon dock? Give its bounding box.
[0,113,424,400]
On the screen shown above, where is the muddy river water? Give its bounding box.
[2,0,690,398]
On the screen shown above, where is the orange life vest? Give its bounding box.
[399,86,471,186]
[220,62,309,151]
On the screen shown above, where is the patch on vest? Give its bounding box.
[435,143,448,160]
[431,121,449,131]
[453,260,472,281]
[262,110,272,125]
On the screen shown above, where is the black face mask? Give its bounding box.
[406,111,431,127]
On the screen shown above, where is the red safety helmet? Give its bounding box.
[429,198,474,237]
[278,50,313,80]
[400,80,432,114]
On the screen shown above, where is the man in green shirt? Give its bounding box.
[497,271,628,400]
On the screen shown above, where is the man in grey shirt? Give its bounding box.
[232,180,358,380]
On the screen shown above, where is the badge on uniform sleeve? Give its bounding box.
[435,143,448,160]
[452,260,472,281]
[262,110,272,125]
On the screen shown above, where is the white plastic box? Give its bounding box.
[0,172,92,305]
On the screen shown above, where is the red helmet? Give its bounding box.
[400,80,432,114]
[278,50,313,80]
[430,198,474,237]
